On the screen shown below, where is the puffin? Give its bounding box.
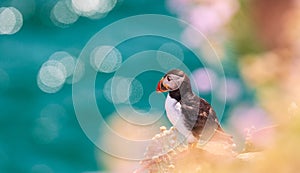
[156,69,232,145]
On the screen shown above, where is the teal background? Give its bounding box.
[0,0,246,172]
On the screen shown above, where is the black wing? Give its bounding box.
[181,96,222,139]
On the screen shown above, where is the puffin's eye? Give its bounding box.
[166,76,171,81]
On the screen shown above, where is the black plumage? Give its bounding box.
[168,72,222,140]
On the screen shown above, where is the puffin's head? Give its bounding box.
[156,69,185,93]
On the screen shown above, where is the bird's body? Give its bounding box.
[156,69,232,144]
[165,94,192,140]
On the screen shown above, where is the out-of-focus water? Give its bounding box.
[0,0,247,172]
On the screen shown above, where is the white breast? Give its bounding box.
[165,94,193,140]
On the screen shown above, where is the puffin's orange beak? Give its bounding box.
[156,78,168,93]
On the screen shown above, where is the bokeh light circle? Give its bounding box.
[104,77,143,104]
[104,76,131,104]
[49,51,76,77]
[39,60,66,88]
[32,104,66,144]
[51,0,79,26]
[191,67,218,94]
[0,7,23,35]
[37,60,67,93]
[97,0,117,13]
[70,0,117,17]
[229,103,273,135]
[71,0,100,14]
[72,14,226,160]
[65,59,85,84]
[37,77,63,94]
[37,51,84,93]
[128,78,144,104]
[9,0,36,20]
[157,42,184,70]
[90,45,122,73]
[216,78,242,103]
